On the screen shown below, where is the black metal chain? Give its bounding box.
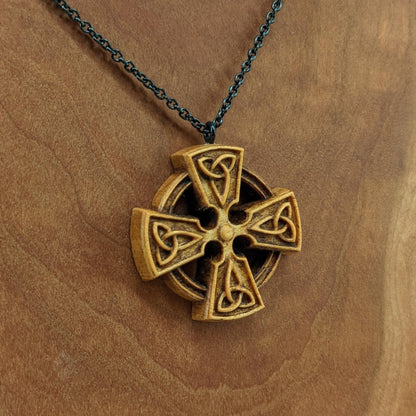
[50,0,283,143]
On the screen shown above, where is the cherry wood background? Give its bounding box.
[1,0,415,414]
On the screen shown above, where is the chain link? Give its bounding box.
[51,0,283,143]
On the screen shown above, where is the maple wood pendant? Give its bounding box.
[131,145,301,321]
[52,0,301,321]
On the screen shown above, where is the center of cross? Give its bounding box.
[219,224,234,242]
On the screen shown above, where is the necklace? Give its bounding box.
[52,0,301,322]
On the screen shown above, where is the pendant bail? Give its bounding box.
[203,121,216,144]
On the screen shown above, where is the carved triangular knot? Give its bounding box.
[197,154,236,207]
[131,145,301,321]
[153,222,203,267]
[217,260,256,313]
[249,201,297,243]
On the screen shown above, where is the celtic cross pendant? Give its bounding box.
[131,145,301,321]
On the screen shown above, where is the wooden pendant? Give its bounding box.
[131,145,301,321]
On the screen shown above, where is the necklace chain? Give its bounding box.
[51,0,283,143]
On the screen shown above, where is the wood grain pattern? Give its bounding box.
[1,0,415,414]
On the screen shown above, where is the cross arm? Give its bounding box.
[131,208,208,280]
[242,188,302,253]
[191,253,264,321]
[170,145,244,211]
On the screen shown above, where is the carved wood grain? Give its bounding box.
[1,0,415,414]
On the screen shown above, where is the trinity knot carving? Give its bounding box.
[131,145,301,321]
